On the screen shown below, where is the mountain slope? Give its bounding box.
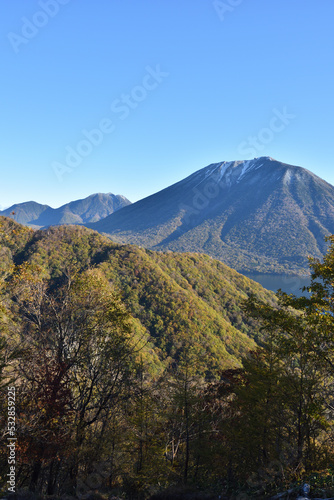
[0,193,131,228]
[0,218,275,377]
[0,201,50,225]
[88,157,334,274]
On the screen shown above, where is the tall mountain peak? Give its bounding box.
[88,158,334,275]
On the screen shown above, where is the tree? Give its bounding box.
[0,280,22,491]
[237,236,334,489]
[8,264,140,494]
[162,346,208,484]
[279,235,334,374]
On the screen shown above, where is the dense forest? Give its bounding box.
[1,216,334,499]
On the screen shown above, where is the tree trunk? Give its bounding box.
[29,459,42,492]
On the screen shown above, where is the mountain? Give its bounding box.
[0,193,131,228]
[88,157,334,275]
[0,217,275,377]
[0,201,50,225]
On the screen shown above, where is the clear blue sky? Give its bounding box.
[1,0,334,208]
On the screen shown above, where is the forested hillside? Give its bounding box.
[0,216,274,376]
[1,216,334,499]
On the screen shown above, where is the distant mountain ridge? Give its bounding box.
[0,193,131,228]
[88,157,334,275]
